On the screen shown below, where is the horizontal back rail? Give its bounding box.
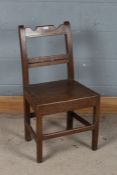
[28,54,69,67]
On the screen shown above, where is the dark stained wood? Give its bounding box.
[64,21,74,80]
[26,123,36,141]
[43,125,95,140]
[29,112,35,118]
[66,111,74,130]
[29,54,69,67]
[25,24,66,37]
[24,80,99,115]
[36,110,43,163]
[25,80,98,106]
[92,99,100,150]
[71,111,91,126]
[18,26,29,86]
[18,21,100,163]
[24,98,32,141]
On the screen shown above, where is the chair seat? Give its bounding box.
[25,80,99,112]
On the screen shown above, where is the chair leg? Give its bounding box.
[24,98,32,141]
[36,110,43,163]
[66,111,74,130]
[92,99,100,150]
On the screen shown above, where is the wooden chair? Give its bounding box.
[18,21,100,163]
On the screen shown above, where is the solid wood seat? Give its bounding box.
[25,80,99,114]
[19,21,100,163]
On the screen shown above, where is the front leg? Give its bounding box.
[36,109,43,163]
[24,98,32,141]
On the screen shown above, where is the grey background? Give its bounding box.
[0,0,117,96]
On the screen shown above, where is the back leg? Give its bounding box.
[92,98,100,150]
[66,111,74,130]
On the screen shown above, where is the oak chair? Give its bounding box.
[18,21,100,163]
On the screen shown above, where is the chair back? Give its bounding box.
[19,21,74,86]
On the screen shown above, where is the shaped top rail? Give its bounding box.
[24,21,70,37]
